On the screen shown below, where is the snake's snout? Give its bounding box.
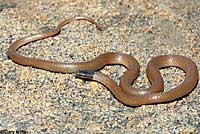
[76,70,95,80]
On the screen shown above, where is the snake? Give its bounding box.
[7,16,199,106]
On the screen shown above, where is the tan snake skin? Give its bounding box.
[7,17,199,106]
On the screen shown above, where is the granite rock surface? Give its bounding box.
[0,0,199,133]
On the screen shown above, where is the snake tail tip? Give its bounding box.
[98,25,104,31]
[76,70,95,80]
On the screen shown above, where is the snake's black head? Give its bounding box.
[76,70,95,80]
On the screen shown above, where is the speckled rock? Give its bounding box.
[0,0,199,133]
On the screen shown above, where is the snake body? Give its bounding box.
[7,17,198,106]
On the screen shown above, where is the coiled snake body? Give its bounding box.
[7,17,198,106]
